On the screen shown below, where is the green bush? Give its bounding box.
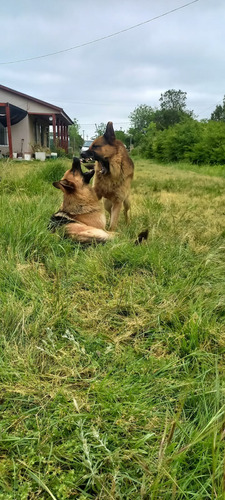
[188,121,225,164]
[139,118,225,165]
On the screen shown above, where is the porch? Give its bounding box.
[0,85,73,158]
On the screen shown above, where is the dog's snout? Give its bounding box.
[80,150,91,159]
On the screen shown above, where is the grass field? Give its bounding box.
[1,157,225,499]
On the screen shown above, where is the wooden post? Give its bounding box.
[58,121,61,147]
[66,125,69,153]
[5,104,13,158]
[52,114,56,147]
[64,125,66,152]
[65,126,68,152]
[62,123,65,149]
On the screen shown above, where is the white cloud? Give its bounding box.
[1,0,225,135]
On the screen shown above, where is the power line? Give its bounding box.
[196,100,222,116]
[0,0,200,65]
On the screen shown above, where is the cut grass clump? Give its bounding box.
[1,158,225,498]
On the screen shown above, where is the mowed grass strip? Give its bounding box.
[0,158,225,499]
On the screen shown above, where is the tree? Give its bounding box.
[129,104,154,132]
[159,89,187,111]
[211,96,225,121]
[93,123,107,138]
[68,118,83,155]
[154,89,193,130]
[128,104,155,147]
[153,108,192,130]
[114,129,131,148]
[115,129,126,142]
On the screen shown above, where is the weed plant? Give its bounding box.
[0,158,225,499]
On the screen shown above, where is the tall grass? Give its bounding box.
[0,158,225,499]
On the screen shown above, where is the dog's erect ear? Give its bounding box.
[104,121,115,145]
[52,180,75,192]
[70,157,82,175]
[82,169,95,184]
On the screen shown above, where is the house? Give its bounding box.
[0,85,73,158]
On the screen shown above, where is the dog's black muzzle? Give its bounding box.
[80,150,96,168]
[81,150,110,175]
[80,150,95,160]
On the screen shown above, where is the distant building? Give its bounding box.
[0,85,73,157]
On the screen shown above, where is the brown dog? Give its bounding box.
[81,122,134,230]
[49,157,114,243]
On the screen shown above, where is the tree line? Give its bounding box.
[69,90,225,164]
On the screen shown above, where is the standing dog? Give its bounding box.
[81,122,134,230]
[49,157,114,243]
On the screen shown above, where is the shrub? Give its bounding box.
[138,118,225,165]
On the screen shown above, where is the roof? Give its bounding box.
[0,84,73,125]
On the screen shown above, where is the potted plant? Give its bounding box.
[30,144,51,161]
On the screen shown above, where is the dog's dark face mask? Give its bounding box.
[52,158,95,195]
[80,122,116,174]
[81,146,110,175]
[81,149,110,175]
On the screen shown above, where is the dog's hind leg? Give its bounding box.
[110,201,123,230]
[123,196,131,224]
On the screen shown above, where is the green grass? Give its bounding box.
[1,157,225,499]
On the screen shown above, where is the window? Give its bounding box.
[0,123,7,145]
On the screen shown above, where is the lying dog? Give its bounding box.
[49,157,114,243]
[81,122,134,230]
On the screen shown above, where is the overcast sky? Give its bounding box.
[1,0,224,139]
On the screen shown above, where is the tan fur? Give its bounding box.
[51,160,114,243]
[84,122,134,230]
[65,223,114,242]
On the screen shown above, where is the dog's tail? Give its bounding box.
[134,229,149,245]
